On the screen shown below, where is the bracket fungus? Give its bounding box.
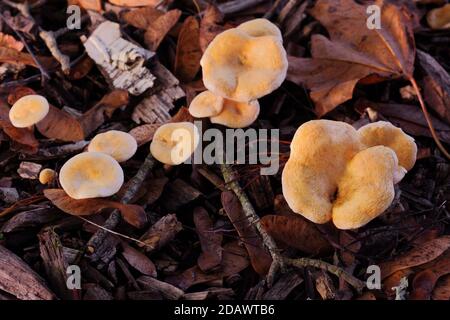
[200,18,288,102]
[150,122,200,165]
[189,90,260,128]
[88,130,138,162]
[59,152,124,200]
[282,120,417,230]
[9,95,49,128]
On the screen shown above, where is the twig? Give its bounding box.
[264,0,284,19]
[217,0,267,15]
[85,153,157,254]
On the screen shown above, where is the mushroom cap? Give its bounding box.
[88,130,138,163]
[200,19,288,102]
[39,168,56,185]
[237,18,283,40]
[9,95,49,128]
[150,122,200,165]
[358,121,417,171]
[332,146,401,230]
[59,152,124,200]
[282,120,364,224]
[210,99,260,128]
[189,90,224,118]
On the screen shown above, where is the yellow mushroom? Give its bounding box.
[88,130,138,163]
[39,168,57,185]
[9,95,49,128]
[189,90,224,118]
[59,152,124,199]
[200,19,288,102]
[150,122,200,165]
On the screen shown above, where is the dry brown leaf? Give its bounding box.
[122,6,163,30]
[221,191,272,276]
[121,242,157,277]
[80,90,129,137]
[199,5,225,52]
[432,274,450,300]
[0,33,24,51]
[68,55,95,80]
[7,86,35,105]
[108,0,161,7]
[287,0,415,116]
[68,0,102,11]
[193,207,223,272]
[144,9,181,51]
[0,47,56,69]
[260,214,332,255]
[0,99,38,154]
[174,16,202,83]
[380,236,450,279]
[44,189,147,228]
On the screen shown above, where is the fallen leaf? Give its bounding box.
[409,269,438,300]
[221,191,272,276]
[139,214,182,252]
[44,189,147,228]
[0,33,24,51]
[339,231,361,266]
[68,0,102,11]
[0,47,56,69]
[17,161,42,179]
[108,0,161,7]
[166,241,249,290]
[287,0,415,116]
[67,55,95,80]
[80,90,129,137]
[7,86,35,105]
[0,99,39,154]
[379,236,450,279]
[199,5,225,52]
[144,9,181,51]
[174,16,202,83]
[122,6,163,30]
[260,214,332,255]
[432,274,450,300]
[121,242,157,277]
[193,207,223,272]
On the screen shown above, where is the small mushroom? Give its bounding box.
[88,130,138,162]
[150,122,200,165]
[39,168,56,185]
[9,95,49,128]
[358,121,417,171]
[59,152,124,199]
[200,18,288,102]
[332,146,405,230]
[189,90,260,128]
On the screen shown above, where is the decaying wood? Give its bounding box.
[160,179,202,212]
[262,272,304,300]
[1,206,59,233]
[139,214,183,253]
[137,276,184,300]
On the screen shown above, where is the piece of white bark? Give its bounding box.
[82,21,156,95]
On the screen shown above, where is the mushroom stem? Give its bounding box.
[220,163,285,287]
[84,153,157,258]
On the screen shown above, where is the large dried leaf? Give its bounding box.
[0,47,56,69]
[121,242,157,277]
[432,275,450,300]
[68,0,102,11]
[108,0,161,6]
[44,189,147,228]
[174,16,202,83]
[0,99,38,154]
[221,191,272,276]
[0,33,24,51]
[36,105,85,142]
[379,236,450,279]
[193,207,223,272]
[199,5,225,52]
[0,244,54,300]
[287,0,415,116]
[122,6,163,30]
[144,9,181,51]
[260,214,332,255]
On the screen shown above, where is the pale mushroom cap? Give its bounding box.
[236,18,283,40]
[200,20,288,102]
[150,122,200,165]
[88,130,138,162]
[332,146,399,230]
[210,99,260,128]
[9,95,49,128]
[39,168,56,185]
[188,90,224,118]
[358,121,417,171]
[282,120,364,224]
[59,152,124,200]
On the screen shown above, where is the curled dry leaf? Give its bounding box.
[68,0,102,11]
[122,6,163,30]
[0,47,55,69]
[67,55,95,80]
[0,32,24,51]
[221,191,272,276]
[44,189,147,228]
[193,207,223,272]
[432,274,450,300]
[108,0,161,7]
[287,0,415,116]
[379,236,450,279]
[121,242,157,277]
[174,16,202,83]
[199,5,225,52]
[144,10,182,51]
[260,214,332,255]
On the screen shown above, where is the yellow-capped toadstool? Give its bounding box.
[200,18,288,102]
[150,122,200,165]
[39,168,57,185]
[88,130,138,163]
[59,152,124,199]
[9,95,49,128]
[189,90,225,118]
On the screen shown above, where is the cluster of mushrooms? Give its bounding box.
[7,18,418,231]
